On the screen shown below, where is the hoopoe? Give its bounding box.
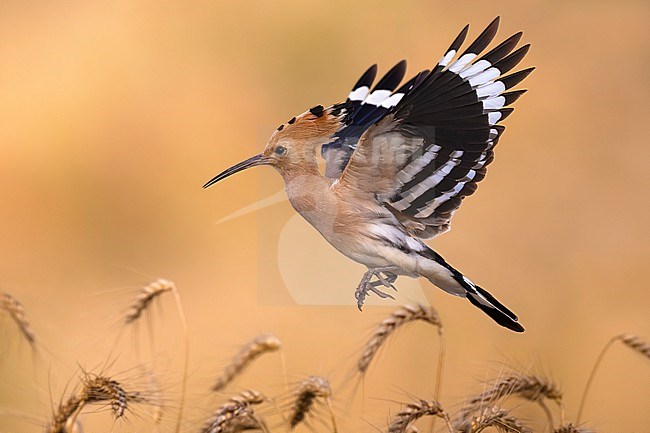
[204,17,532,332]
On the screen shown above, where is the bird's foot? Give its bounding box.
[355,267,399,311]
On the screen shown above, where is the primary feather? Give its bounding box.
[329,16,532,238]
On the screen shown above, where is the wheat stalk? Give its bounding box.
[50,394,84,433]
[212,334,282,392]
[358,304,442,374]
[455,373,561,431]
[577,333,649,423]
[201,390,268,433]
[358,303,446,431]
[387,399,451,433]
[122,278,190,433]
[289,375,336,432]
[0,291,36,346]
[457,405,532,433]
[144,369,164,427]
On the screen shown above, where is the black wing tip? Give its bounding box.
[516,43,532,57]
[484,15,501,36]
[353,64,378,90]
[497,107,514,122]
[372,60,408,91]
[501,67,535,90]
[482,31,524,64]
[493,44,532,73]
[385,59,407,74]
[392,59,409,77]
[502,89,528,105]
[482,16,502,36]
[395,69,430,94]
[500,30,524,47]
[463,16,501,55]
[450,24,470,52]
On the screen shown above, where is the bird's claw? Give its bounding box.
[375,272,398,291]
[355,284,369,311]
[355,268,398,311]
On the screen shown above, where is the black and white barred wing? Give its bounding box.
[322,61,428,178]
[339,17,533,238]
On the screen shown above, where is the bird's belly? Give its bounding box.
[336,246,393,269]
[324,231,420,276]
[289,191,420,274]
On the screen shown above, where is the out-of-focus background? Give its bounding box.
[1,1,648,432]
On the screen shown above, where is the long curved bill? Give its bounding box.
[203,154,269,189]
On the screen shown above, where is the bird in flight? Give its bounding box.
[204,17,532,332]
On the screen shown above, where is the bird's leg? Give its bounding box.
[355,266,399,311]
[355,271,376,311]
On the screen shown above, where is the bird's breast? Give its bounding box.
[286,178,420,271]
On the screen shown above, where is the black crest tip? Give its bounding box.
[309,105,325,117]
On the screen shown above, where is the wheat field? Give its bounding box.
[0,1,649,432]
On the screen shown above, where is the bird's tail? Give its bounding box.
[465,283,524,332]
[418,246,524,332]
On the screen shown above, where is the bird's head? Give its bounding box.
[203,105,344,188]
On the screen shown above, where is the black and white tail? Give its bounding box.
[465,283,523,332]
[420,245,524,332]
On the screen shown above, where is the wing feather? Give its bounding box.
[337,17,533,238]
[322,62,427,178]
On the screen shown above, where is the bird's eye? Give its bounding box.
[275,146,287,156]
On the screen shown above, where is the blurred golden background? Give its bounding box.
[0,1,648,432]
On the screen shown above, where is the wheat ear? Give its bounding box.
[456,373,561,431]
[212,334,282,392]
[1,291,36,346]
[201,390,268,433]
[289,375,336,432]
[49,373,144,433]
[358,304,442,374]
[553,424,595,433]
[124,278,174,324]
[456,405,532,433]
[388,399,451,433]
[618,334,650,359]
[577,333,649,423]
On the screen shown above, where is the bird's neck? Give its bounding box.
[283,168,331,208]
[282,169,337,227]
